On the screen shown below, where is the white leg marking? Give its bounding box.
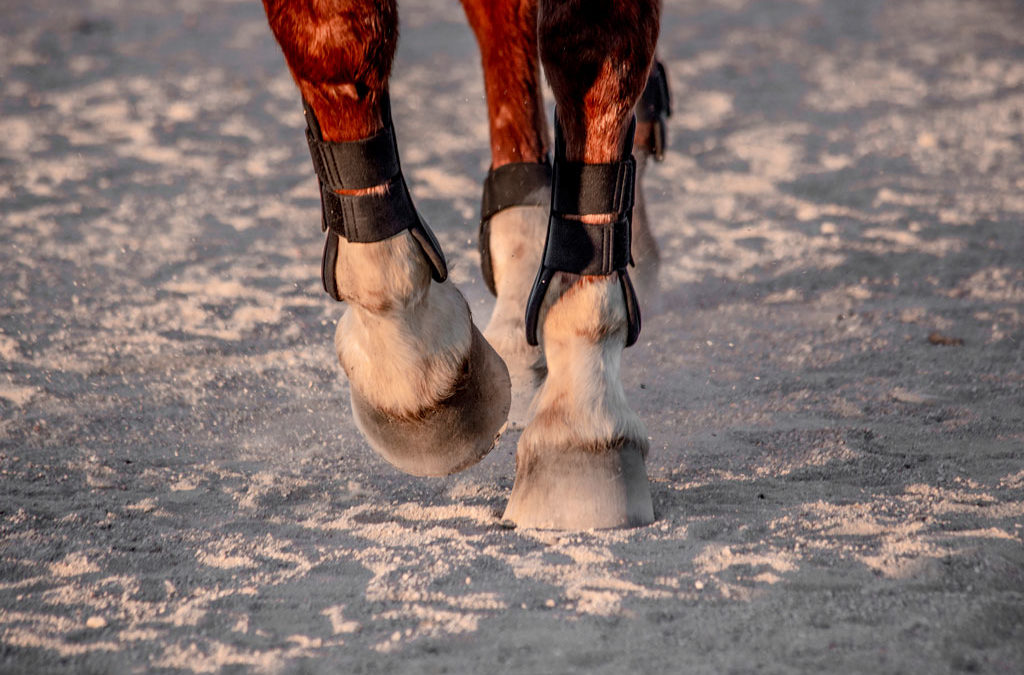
[332,231,510,476]
[504,274,653,529]
[483,205,548,426]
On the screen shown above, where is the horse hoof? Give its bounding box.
[350,324,511,476]
[502,439,654,530]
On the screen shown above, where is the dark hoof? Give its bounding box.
[350,325,511,476]
[503,439,654,529]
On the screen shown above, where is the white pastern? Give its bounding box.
[524,274,647,454]
[482,205,548,425]
[334,231,472,418]
[505,273,653,529]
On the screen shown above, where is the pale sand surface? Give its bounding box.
[1,0,1023,672]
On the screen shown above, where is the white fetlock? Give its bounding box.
[503,273,654,529]
[482,205,548,427]
[334,231,510,476]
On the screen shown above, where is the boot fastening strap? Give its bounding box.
[524,115,642,348]
[478,160,551,296]
[636,59,672,161]
[303,98,447,300]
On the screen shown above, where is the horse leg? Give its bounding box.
[461,0,550,425]
[263,0,510,476]
[503,0,661,529]
[631,59,672,309]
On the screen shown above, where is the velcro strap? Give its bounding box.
[303,100,418,245]
[545,117,636,274]
[524,113,642,347]
[303,97,447,294]
[481,161,551,222]
[552,158,635,216]
[306,127,399,192]
[541,215,631,276]
[319,174,416,243]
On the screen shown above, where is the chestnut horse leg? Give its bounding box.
[263,0,510,476]
[461,0,550,425]
[503,0,661,529]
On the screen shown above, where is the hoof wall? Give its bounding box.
[351,325,511,476]
[503,440,653,530]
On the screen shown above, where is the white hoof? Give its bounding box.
[503,273,653,529]
[482,205,548,427]
[333,231,510,476]
[504,438,652,530]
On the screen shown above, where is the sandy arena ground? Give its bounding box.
[2,0,1023,672]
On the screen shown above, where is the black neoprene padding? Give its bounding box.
[318,174,417,243]
[303,96,448,299]
[540,215,632,277]
[481,161,551,221]
[305,127,399,192]
[552,159,636,217]
[321,230,341,300]
[524,114,642,347]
